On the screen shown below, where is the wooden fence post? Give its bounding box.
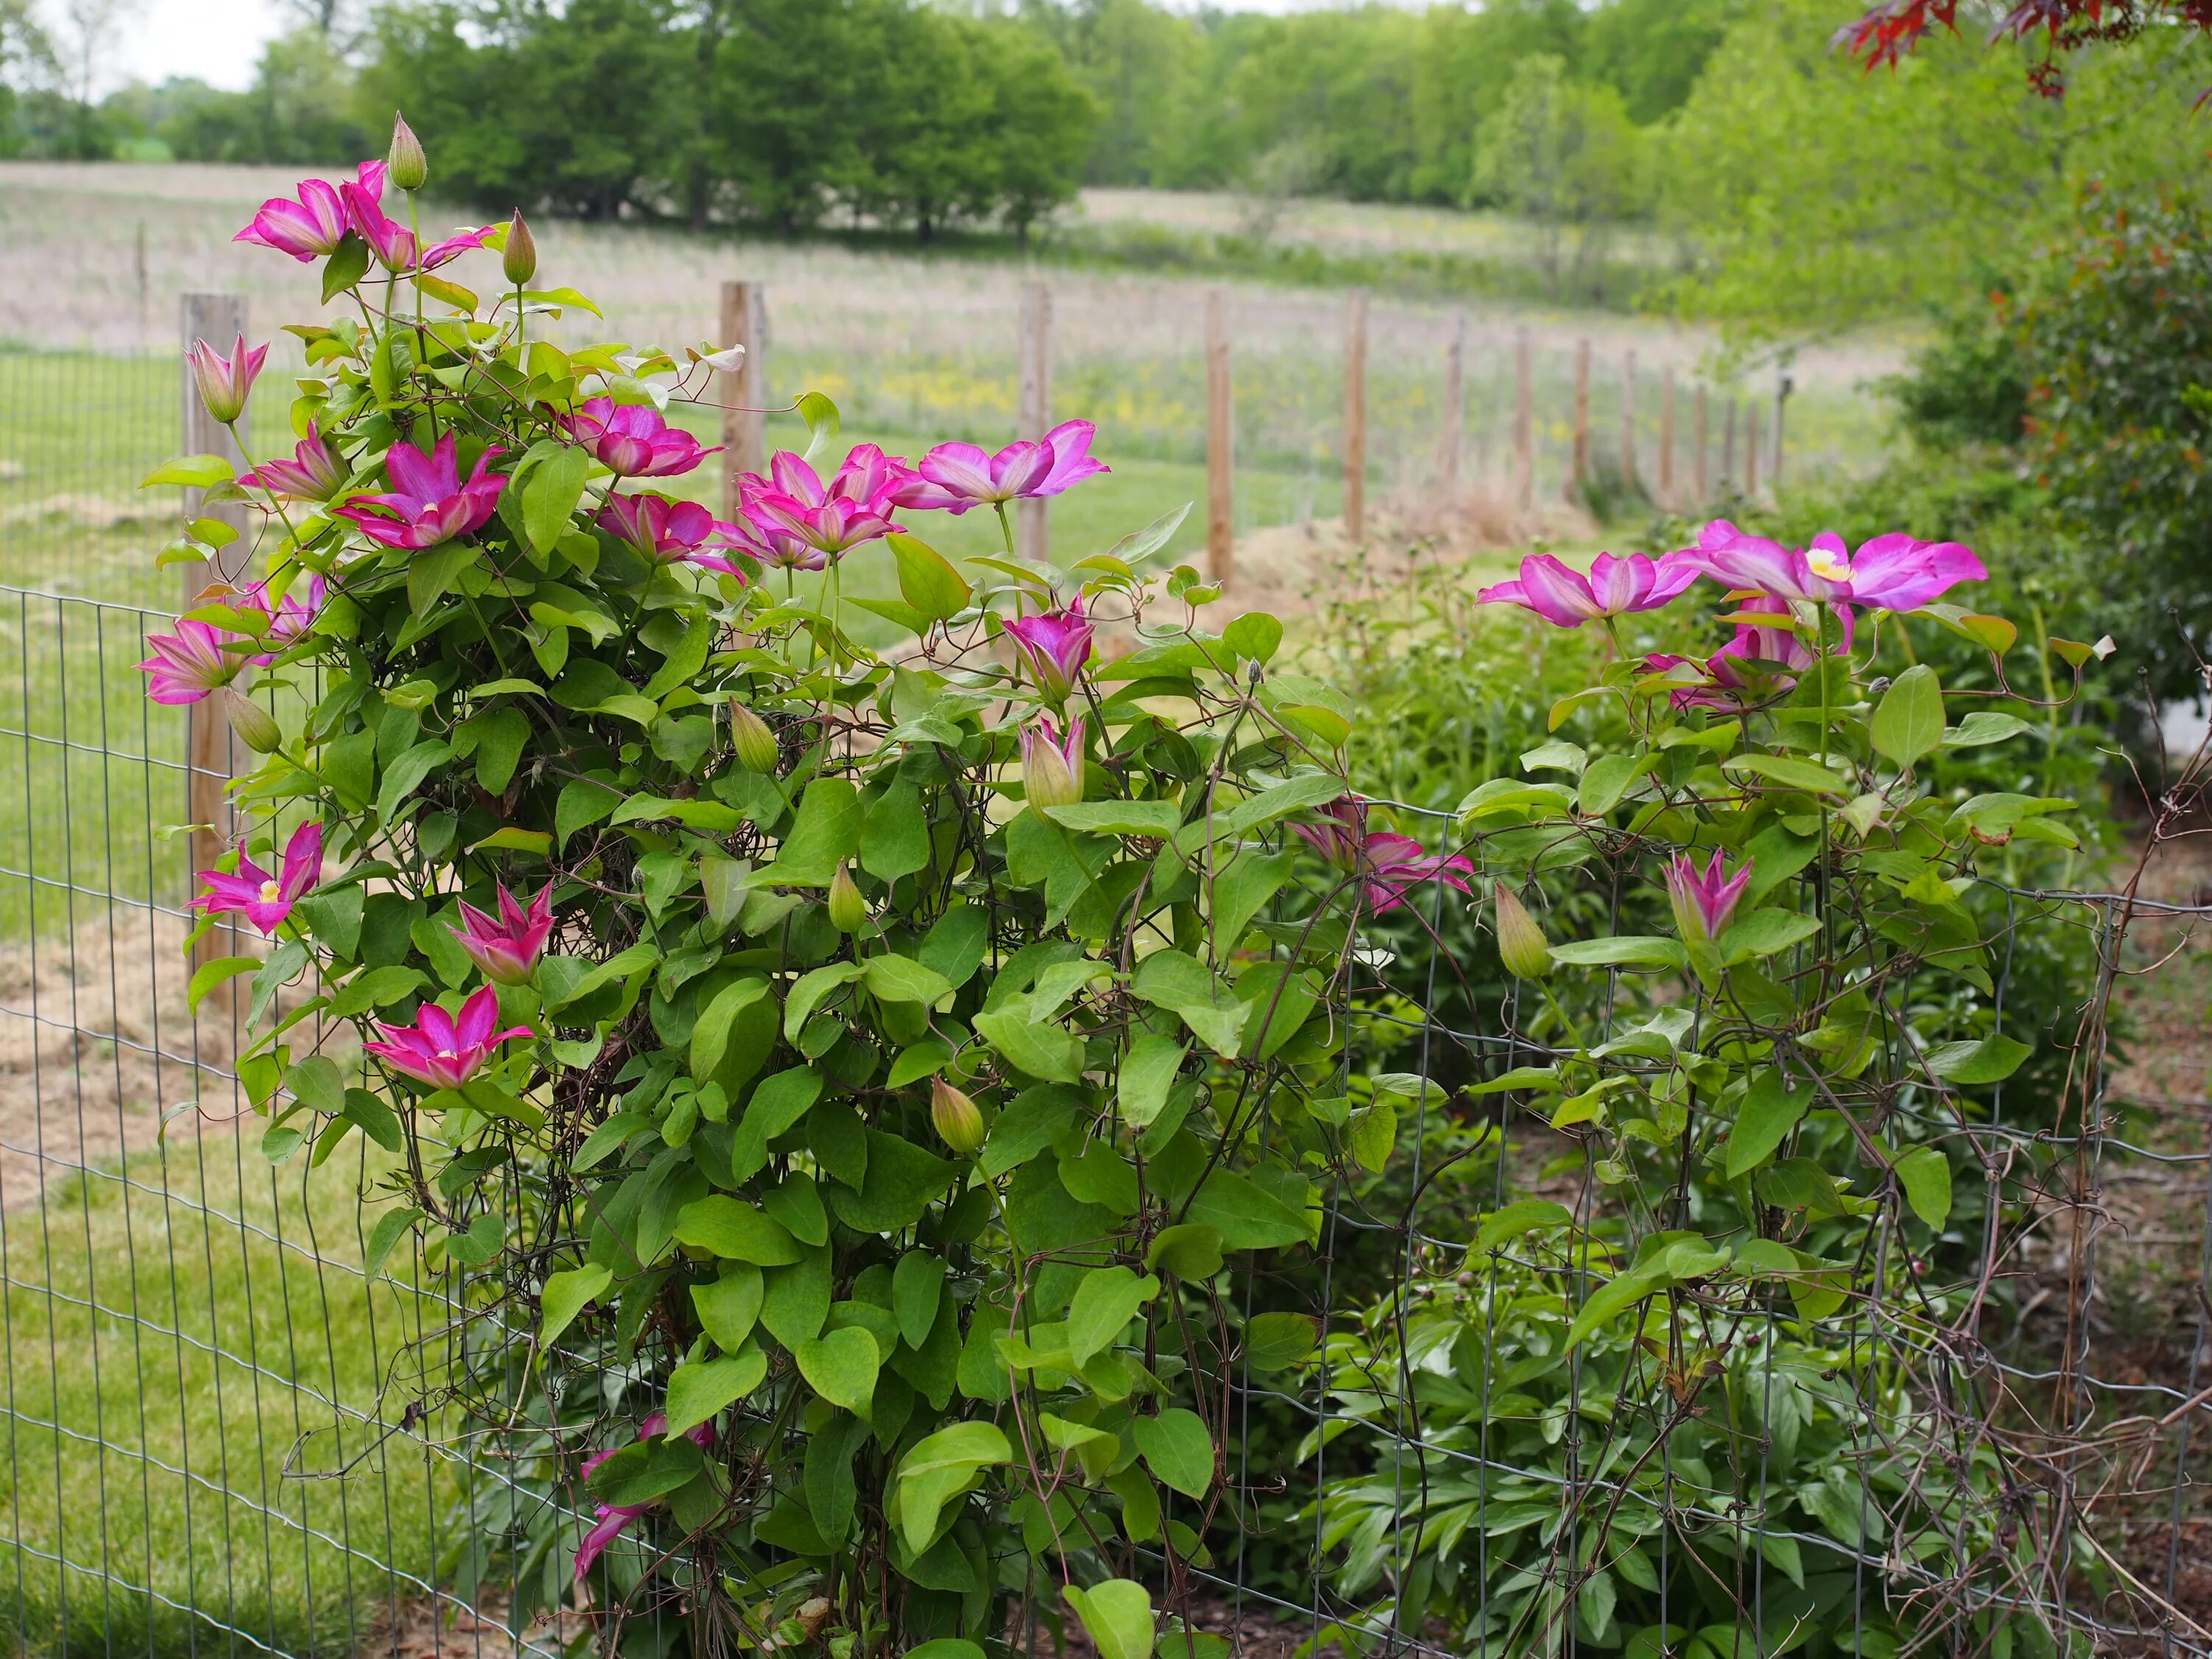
[1694,382,1709,507]
[719,281,766,519]
[1620,349,1638,495]
[1513,328,1534,511]
[1745,401,1761,498]
[1722,398,1738,492]
[1773,369,1792,487]
[1658,368,1675,510]
[1206,289,1234,591]
[1568,338,1590,503]
[1018,282,1052,563]
[1436,308,1467,501]
[181,292,253,1006]
[1343,288,1368,544]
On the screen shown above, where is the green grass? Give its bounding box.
[0,1141,443,1658]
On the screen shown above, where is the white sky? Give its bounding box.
[93,0,1385,96]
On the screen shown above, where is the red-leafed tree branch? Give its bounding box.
[1837,0,2212,93]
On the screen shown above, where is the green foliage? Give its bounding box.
[155,29,372,164]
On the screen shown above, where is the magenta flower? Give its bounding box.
[562,398,718,479]
[233,162,383,261]
[334,434,508,550]
[1679,521,1986,615]
[192,821,321,937]
[574,1414,715,1581]
[1476,551,1700,628]
[187,335,268,425]
[1019,712,1085,809]
[240,425,349,502]
[364,984,532,1091]
[240,575,326,665]
[1664,848,1753,945]
[1003,596,1093,703]
[340,170,493,272]
[739,447,910,558]
[1643,597,1817,711]
[720,491,824,572]
[1292,798,1476,916]
[139,618,248,706]
[892,420,1110,514]
[595,493,745,576]
[448,882,555,985]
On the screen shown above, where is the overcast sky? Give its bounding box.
[97,0,1391,97]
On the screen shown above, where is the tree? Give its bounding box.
[1584,0,1745,124]
[1472,54,1650,301]
[160,29,368,162]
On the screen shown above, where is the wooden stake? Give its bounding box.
[1205,289,1234,591]
[181,292,252,1008]
[1513,328,1534,510]
[1568,338,1590,502]
[1436,308,1467,501]
[1694,382,1709,506]
[1620,349,1637,495]
[1745,400,1761,497]
[1773,373,1790,487]
[1722,398,1738,491]
[1343,288,1368,543]
[1658,368,1676,510]
[719,280,766,520]
[1017,281,1052,563]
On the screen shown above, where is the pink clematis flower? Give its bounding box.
[364,984,532,1091]
[187,335,268,426]
[334,434,508,550]
[574,1414,716,1581]
[1678,521,1986,619]
[717,493,824,572]
[1664,848,1753,945]
[448,882,555,984]
[340,169,493,273]
[562,398,719,479]
[595,493,747,575]
[233,162,383,261]
[192,821,321,936]
[738,446,911,559]
[139,617,248,705]
[1019,712,1085,810]
[1476,551,1700,629]
[1643,597,1818,711]
[1003,596,1093,703]
[240,425,349,502]
[1293,798,1476,916]
[891,420,1110,514]
[240,575,327,665]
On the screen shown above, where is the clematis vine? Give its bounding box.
[187,335,268,426]
[334,434,507,550]
[563,398,717,479]
[574,1416,714,1580]
[339,164,493,273]
[240,574,326,664]
[192,821,321,937]
[596,493,746,575]
[1003,596,1093,703]
[892,420,1110,514]
[448,883,555,985]
[240,425,349,502]
[1019,712,1085,809]
[1677,521,1986,630]
[1664,848,1753,945]
[234,162,383,261]
[1292,798,1476,916]
[1476,550,1700,629]
[740,447,911,559]
[138,617,247,705]
[364,985,532,1091]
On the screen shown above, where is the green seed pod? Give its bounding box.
[827,863,866,934]
[931,1077,985,1158]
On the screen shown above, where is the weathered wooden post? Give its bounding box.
[1694,382,1709,506]
[1437,308,1467,501]
[1513,329,1534,510]
[1746,400,1761,498]
[1343,288,1369,543]
[1568,338,1590,502]
[1658,367,1676,510]
[1206,289,1234,591]
[719,280,767,518]
[1018,281,1052,563]
[1620,349,1637,495]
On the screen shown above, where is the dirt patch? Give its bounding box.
[0,905,257,1211]
[352,1590,591,1659]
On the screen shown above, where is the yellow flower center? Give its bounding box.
[258,880,282,905]
[1806,548,1851,581]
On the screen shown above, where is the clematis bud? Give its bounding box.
[827,863,866,933]
[1018,712,1084,810]
[503,209,536,287]
[222,688,282,754]
[1492,883,1551,980]
[729,703,779,773]
[931,1077,985,1158]
[386,114,427,191]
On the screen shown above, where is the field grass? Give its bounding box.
[0,1135,444,1658]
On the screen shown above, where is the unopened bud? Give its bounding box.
[1493,883,1551,980]
[826,863,866,934]
[931,1076,985,1158]
[502,210,536,287]
[386,114,427,192]
[729,703,779,773]
[223,688,282,754]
